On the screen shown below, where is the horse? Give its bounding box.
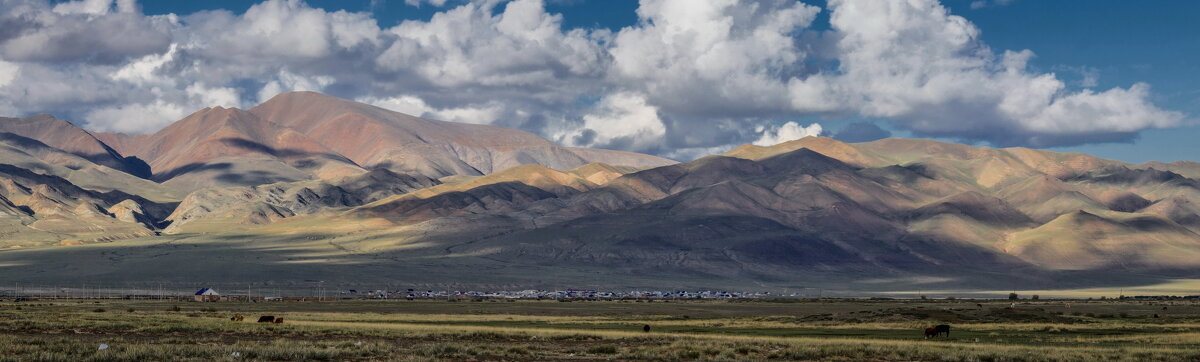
[274,317,284,324]
[230,315,244,322]
[935,324,950,337]
[923,327,938,339]
[257,315,275,323]
[976,303,983,309]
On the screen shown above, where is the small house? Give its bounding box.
[194,288,220,302]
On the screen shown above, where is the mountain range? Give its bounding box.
[1,92,1199,293]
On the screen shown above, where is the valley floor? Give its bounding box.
[2,298,1199,361]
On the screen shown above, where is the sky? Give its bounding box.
[1,0,1195,163]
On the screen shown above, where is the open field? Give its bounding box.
[3,299,1200,360]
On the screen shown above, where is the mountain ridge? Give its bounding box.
[2,94,1200,292]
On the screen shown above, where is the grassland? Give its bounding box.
[2,298,1200,361]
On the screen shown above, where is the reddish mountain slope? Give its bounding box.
[249,92,675,177]
[101,107,365,191]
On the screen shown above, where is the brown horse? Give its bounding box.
[923,327,938,339]
[257,316,275,323]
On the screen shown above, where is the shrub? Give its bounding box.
[587,345,617,354]
[92,308,105,313]
[1008,293,1019,300]
[1032,295,1040,300]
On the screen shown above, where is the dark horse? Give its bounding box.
[935,324,950,337]
[924,325,951,339]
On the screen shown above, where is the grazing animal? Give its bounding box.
[1163,306,1169,311]
[923,327,938,339]
[257,316,275,323]
[230,315,244,322]
[934,324,951,337]
[643,324,651,333]
[976,303,983,309]
[274,317,284,324]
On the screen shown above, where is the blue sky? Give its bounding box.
[19,0,1199,163]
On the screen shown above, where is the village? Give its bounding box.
[187,287,789,302]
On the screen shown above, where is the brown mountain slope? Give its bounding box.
[249,91,674,177]
[1001,211,1200,270]
[0,133,184,202]
[164,169,438,234]
[1142,161,1200,179]
[0,164,168,247]
[104,106,365,192]
[0,114,150,178]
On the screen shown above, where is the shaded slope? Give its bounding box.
[0,133,184,202]
[0,114,150,178]
[165,169,438,233]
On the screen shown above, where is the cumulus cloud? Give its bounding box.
[0,59,18,88]
[0,0,1185,159]
[753,121,823,146]
[609,0,820,118]
[787,0,1183,147]
[558,92,666,152]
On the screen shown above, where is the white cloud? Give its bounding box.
[376,0,607,89]
[0,0,1186,158]
[0,60,18,88]
[1,2,174,64]
[362,95,502,124]
[786,0,1183,146]
[110,43,177,85]
[559,92,666,153]
[609,0,820,117]
[257,70,335,103]
[430,103,505,125]
[85,100,187,133]
[186,83,241,109]
[360,95,434,117]
[753,122,823,146]
[52,0,137,15]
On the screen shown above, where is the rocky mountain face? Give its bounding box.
[0,162,171,247]
[96,92,674,192]
[97,106,366,192]
[297,136,1200,288]
[0,115,151,178]
[0,91,672,248]
[248,92,675,177]
[2,92,1199,291]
